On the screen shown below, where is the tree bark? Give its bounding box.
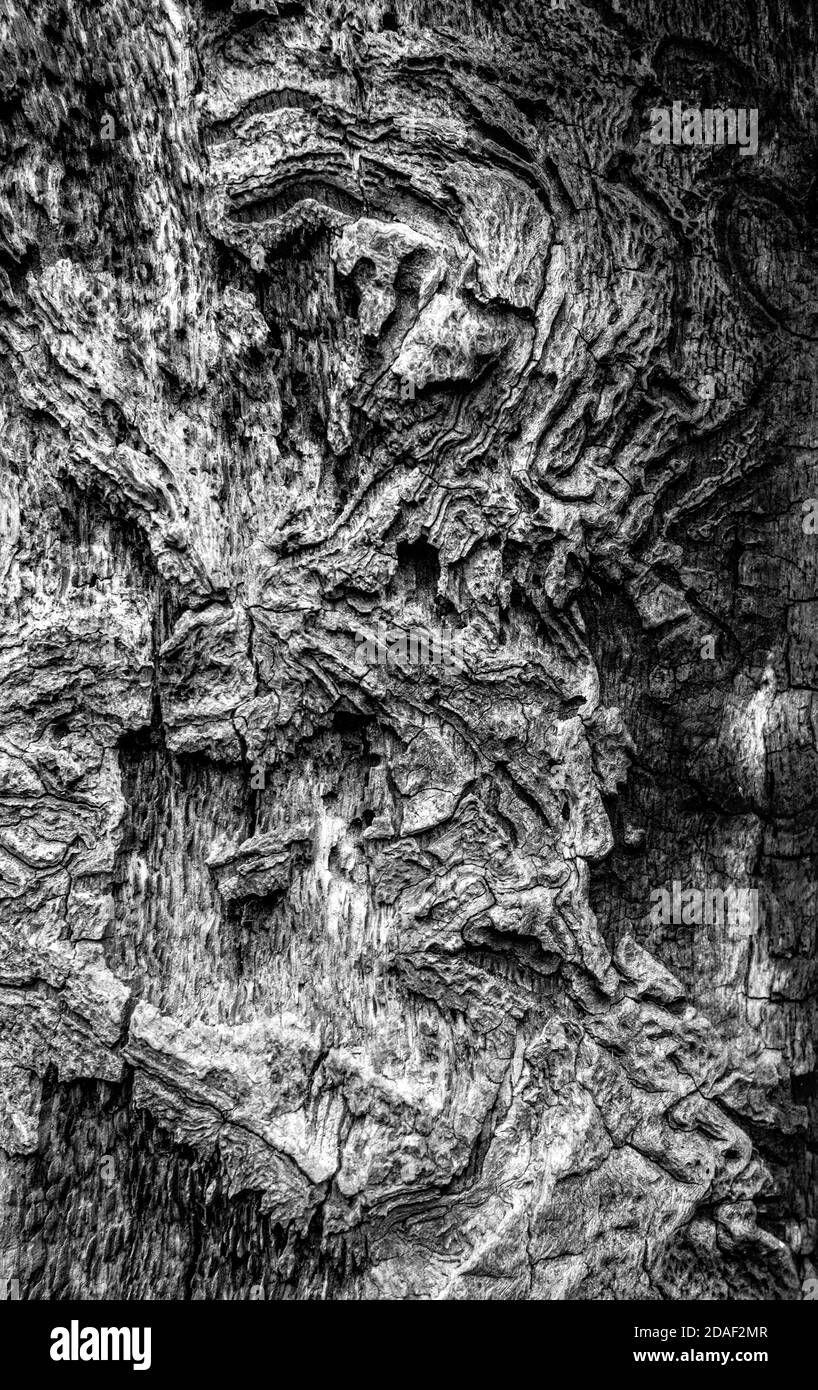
[0,0,815,1299]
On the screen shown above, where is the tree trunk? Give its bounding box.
[0,0,815,1300]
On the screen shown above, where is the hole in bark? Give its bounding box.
[332,708,369,742]
[395,538,440,595]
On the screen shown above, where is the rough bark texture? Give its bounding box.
[0,0,816,1300]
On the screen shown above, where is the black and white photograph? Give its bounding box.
[0,0,815,1361]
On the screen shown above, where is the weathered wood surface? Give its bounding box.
[0,0,815,1299]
